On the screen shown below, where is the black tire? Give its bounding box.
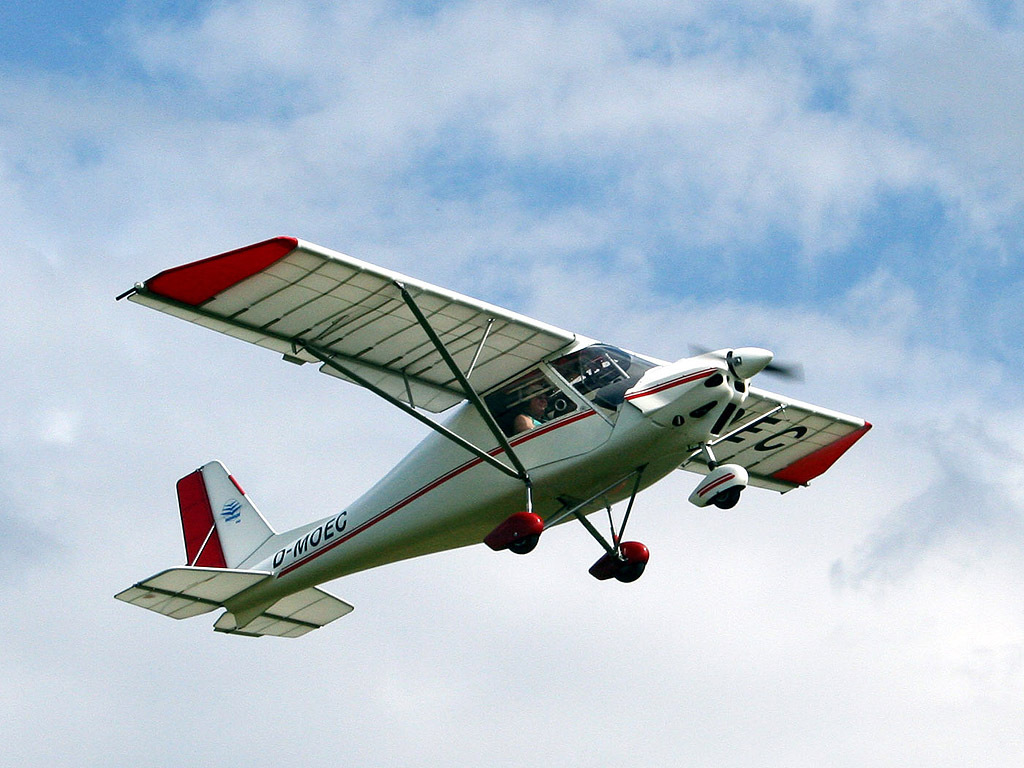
[508,533,540,555]
[614,561,646,583]
[711,486,741,510]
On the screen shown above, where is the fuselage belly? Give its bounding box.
[241,365,734,608]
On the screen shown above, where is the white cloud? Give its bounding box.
[38,408,81,445]
[1,1,1023,766]
[834,417,1024,589]
[71,0,983,269]
[1,0,1015,300]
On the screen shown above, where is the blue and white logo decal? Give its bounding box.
[221,498,243,524]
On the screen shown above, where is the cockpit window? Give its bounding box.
[485,345,658,436]
[485,369,578,437]
[550,344,657,409]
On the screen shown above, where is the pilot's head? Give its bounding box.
[524,387,548,416]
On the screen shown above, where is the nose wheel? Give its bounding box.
[549,466,651,583]
[710,485,742,509]
[686,445,749,510]
[588,540,650,582]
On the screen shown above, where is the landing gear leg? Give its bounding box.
[547,467,651,583]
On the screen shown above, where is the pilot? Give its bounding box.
[512,389,548,434]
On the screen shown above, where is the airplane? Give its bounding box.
[115,236,871,638]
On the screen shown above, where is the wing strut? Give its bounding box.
[123,258,538,511]
[304,342,525,485]
[679,404,787,469]
[394,282,534,508]
[301,281,536,512]
[466,318,495,379]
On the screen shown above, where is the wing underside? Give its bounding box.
[684,387,871,492]
[127,237,577,412]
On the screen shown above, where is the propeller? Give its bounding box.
[758,357,804,381]
[688,345,805,381]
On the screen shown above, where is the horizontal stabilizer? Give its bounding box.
[214,587,354,638]
[114,567,270,620]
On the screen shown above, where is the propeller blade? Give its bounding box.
[764,360,804,381]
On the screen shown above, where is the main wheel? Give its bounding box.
[508,533,540,555]
[484,511,545,552]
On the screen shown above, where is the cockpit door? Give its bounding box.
[481,365,614,469]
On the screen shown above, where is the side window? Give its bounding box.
[485,369,577,437]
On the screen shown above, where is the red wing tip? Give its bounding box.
[144,236,299,306]
[771,422,872,486]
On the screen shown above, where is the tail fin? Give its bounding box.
[178,460,275,569]
[116,462,353,637]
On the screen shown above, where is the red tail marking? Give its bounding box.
[228,474,245,496]
[145,236,298,306]
[177,469,227,568]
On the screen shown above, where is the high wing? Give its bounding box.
[124,237,577,412]
[684,386,871,493]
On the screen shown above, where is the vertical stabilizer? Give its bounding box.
[178,461,276,568]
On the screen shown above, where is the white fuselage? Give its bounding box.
[228,359,742,613]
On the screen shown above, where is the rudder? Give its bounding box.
[178,461,275,568]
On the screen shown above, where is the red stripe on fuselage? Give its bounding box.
[624,368,718,401]
[277,409,598,577]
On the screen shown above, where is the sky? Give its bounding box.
[2,1,1023,765]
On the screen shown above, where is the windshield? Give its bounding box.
[550,344,657,409]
